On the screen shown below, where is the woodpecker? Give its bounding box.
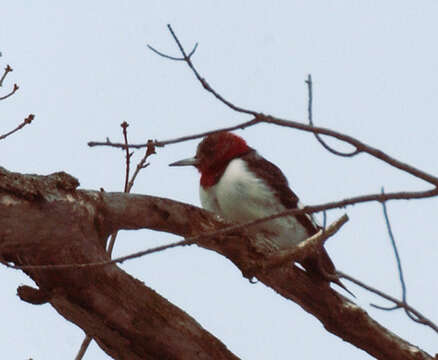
[170,131,350,294]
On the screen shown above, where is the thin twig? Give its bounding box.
[146,24,258,116]
[0,64,13,87]
[261,215,348,271]
[338,271,438,334]
[375,188,424,324]
[322,211,327,232]
[121,121,131,193]
[5,188,438,271]
[106,123,131,255]
[0,83,19,100]
[306,74,358,157]
[147,42,198,61]
[75,335,92,360]
[3,237,194,270]
[106,232,119,261]
[381,188,406,302]
[0,114,34,141]
[90,25,438,192]
[87,118,261,149]
[127,140,156,192]
[3,215,349,273]
[153,26,438,186]
[79,122,134,359]
[89,113,438,187]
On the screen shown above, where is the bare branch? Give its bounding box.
[305,74,359,157]
[147,24,258,116]
[260,215,348,272]
[89,113,438,187]
[105,231,118,265]
[0,167,435,359]
[0,83,19,100]
[87,118,261,149]
[0,114,34,141]
[0,64,13,87]
[75,336,92,360]
[120,121,131,193]
[126,139,156,193]
[88,138,147,149]
[82,121,147,358]
[143,26,438,186]
[6,187,438,272]
[147,42,198,61]
[373,188,429,326]
[338,271,438,334]
[3,215,347,272]
[382,187,407,303]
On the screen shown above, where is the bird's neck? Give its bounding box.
[200,148,253,188]
[200,161,230,188]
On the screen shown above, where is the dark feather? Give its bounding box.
[241,150,353,296]
[241,150,318,236]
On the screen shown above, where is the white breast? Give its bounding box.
[199,158,309,248]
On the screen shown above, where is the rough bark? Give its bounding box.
[0,167,433,360]
[0,167,238,360]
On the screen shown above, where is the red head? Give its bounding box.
[169,132,252,187]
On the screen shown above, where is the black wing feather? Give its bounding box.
[241,150,318,236]
[242,150,352,294]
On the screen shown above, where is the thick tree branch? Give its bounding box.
[0,167,433,360]
[0,167,238,360]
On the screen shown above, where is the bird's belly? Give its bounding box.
[213,173,309,248]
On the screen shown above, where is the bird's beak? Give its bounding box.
[169,156,199,167]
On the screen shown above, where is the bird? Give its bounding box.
[170,131,351,294]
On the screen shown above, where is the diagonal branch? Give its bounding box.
[146,24,258,117]
[258,214,348,272]
[0,64,13,87]
[0,167,434,359]
[5,187,438,271]
[0,114,34,141]
[0,83,19,100]
[89,114,438,187]
[338,271,438,334]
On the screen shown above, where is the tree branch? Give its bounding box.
[146,24,258,116]
[89,113,438,187]
[338,271,438,334]
[0,64,13,88]
[0,167,434,359]
[0,83,19,100]
[0,114,34,141]
[305,74,359,157]
[0,167,238,360]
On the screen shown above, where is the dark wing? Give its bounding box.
[242,151,353,294]
[241,150,319,236]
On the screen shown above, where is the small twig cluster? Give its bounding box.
[0,62,35,141]
[76,120,155,359]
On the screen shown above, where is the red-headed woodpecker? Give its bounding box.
[170,131,351,294]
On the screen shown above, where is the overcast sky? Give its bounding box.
[1,1,437,359]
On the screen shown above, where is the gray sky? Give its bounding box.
[1,1,437,359]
